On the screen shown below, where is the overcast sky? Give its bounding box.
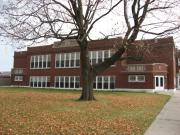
[0,0,14,72]
[0,0,180,72]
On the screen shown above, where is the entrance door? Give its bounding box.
[155,76,164,90]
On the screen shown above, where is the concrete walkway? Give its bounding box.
[144,91,180,135]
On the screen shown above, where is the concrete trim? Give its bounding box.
[1,86,176,93]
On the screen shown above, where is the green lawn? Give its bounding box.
[0,87,170,135]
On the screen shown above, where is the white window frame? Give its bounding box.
[55,52,80,68]
[29,76,49,88]
[54,76,80,89]
[30,54,51,69]
[94,76,115,90]
[178,58,180,66]
[128,75,145,82]
[14,76,23,81]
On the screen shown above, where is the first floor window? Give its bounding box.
[75,77,80,88]
[55,76,80,89]
[93,76,115,90]
[110,76,115,89]
[97,77,103,89]
[30,76,50,88]
[14,76,23,81]
[128,75,145,82]
[178,58,180,66]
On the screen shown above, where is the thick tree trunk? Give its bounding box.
[79,44,95,101]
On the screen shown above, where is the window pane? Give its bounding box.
[60,76,64,88]
[65,76,69,88]
[39,55,42,68]
[97,77,102,89]
[137,75,145,82]
[98,51,103,64]
[160,77,163,87]
[65,53,70,67]
[75,77,80,88]
[91,51,96,65]
[110,76,115,89]
[55,76,59,88]
[103,76,109,89]
[104,50,109,61]
[47,76,51,87]
[156,77,159,86]
[70,76,74,88]
[76,52,80,67]
[71,53,75,67]
[129,75,136,82]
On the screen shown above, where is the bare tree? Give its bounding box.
[0,0,179,100]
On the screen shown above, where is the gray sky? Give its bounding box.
[0,0,14,71]
[0,0,180,72]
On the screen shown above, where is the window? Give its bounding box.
[75,76,80,88]
[13,68,23,74]
[104,50,109,61]
[29,76,50,88]
[55,52,80,68]
[65,53,70,67]
[55,76,80,89]
[14,76,23,81]
[128,75,145,82]
[75,52,80,67]
[71,53,75,67]
[128,65,146,72]
[55,54,60,67]
[103,76,109,89]
[93,76,115,90]
[31,56,35,68]
[178,58,180,66]
[30,54,51,69]
[91,51,97,65]
[110,76,115,89]
[97,51,103,64]
[89,50,115,66]
[97,76,103,89]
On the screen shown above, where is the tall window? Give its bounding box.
[89,50,115,66]
[55,50,115,68]
[30,54,51,69]
[55,76,80,89]
[56,52,80,68]
[128,75,145,82]
[30,76,50,87]
[93,76,115,90]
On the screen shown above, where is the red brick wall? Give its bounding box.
[11,37,176,90]
[127,37,176,89]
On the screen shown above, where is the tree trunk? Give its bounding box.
[79,44,95,101]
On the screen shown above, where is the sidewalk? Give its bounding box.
[144,91,180,135]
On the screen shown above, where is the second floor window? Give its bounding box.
[13,68,23,75]
[89,49,116,66]
[56,52,80,68]
[30,54,51,69]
